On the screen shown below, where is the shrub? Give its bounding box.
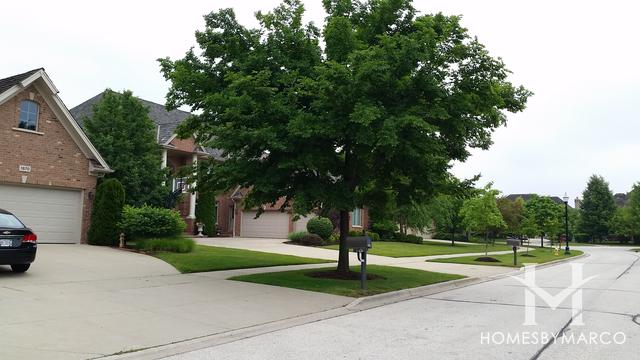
[195,190,217,236]
[288,231,309,242]
[366,231,381,242]
[299,233,324,246]
[371,221,397,239]
[327,233,340,244]
[88,179,125,246]
[120,205,186,240]
[389,232,423,244]
[134,237,195,253]
[307,217,333,240]
[433,232,467,242]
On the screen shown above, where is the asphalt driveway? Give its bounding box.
[0,244,350,360]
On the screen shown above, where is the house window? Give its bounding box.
[172,177,188,193]
[18,100,39,131]
[352,208,362,227]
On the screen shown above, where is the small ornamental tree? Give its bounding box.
[159,0,530,274]
[459,184,506,255]
[429,194,465,246]
[88,178,125,246]
[627,184,640,244]
[522,195,563,247]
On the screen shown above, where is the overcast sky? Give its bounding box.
[2,0,638,201]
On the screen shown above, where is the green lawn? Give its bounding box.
[427,247,583,268]
[323,240,512,258]
[231,265,464,297]
[154,245,332,273]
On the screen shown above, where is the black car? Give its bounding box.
[0,208,37,273]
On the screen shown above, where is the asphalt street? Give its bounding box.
[168,246,639,360]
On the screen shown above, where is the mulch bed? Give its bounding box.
[474,257,501,262]
[305,270,386,281]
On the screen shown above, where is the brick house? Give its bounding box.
[71,91,224,234]
[0,69,112,243]
[72,92,368,239]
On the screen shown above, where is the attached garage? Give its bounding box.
[0,184,83,243]
[241,210,290,238]
[293,214,315,232]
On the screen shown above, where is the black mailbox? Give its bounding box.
[346,236,372,251]
[506,238,521,247]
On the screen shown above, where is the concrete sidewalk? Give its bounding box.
[197,237,516,277]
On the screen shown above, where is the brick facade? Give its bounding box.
[0,85,99,243]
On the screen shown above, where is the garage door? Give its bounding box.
[241,211,290,238]
[293,214,315,232]
[0,184,82,243]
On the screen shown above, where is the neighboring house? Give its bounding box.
[221,187,368,238]
[0,69,112,243]
[71,91,223,234]
[71,91,368,239]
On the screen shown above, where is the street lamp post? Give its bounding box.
[563,193,570,254]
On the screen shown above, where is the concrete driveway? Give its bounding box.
[0,244,350,360]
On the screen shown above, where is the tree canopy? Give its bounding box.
[159,0,531,272]
[497,196,525,236]
[521,195,563,246]
[459,184,506,241]
[578,175,616,241]
[83,90,169,207]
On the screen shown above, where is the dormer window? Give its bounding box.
[18,100,39,131]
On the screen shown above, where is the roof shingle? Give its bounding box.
[0,68,43,95]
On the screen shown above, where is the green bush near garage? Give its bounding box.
[88,178,126,246]
[306,217,333,240]
[119,205,186,240]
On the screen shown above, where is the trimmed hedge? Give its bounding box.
[134,237,195,253]
[88,179,125,246]
[307,217,333,240]
[120,205,186,240]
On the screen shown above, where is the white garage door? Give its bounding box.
[293,214,315,232]
[241,211,290,238]
[0,184,82,243]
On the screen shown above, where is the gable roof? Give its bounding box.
[0,69,112,174]
[70,91,224,160]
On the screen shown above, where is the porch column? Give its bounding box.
[161,149,167,169]
[188,153,197,219]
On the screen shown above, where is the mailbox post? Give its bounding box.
[346,235,372,290]
[506,238,520,266]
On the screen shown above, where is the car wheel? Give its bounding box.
[11,264,30,273]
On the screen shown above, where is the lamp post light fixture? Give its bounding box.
[562,193,570,255]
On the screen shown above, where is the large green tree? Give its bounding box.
[159,0,530,273]
[83,90,169,207]
[521,195,563,247]
[578,175,616,242]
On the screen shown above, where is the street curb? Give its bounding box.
[345,251,589,311]
[101,251,588,360]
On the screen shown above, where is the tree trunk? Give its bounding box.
[337,209,350,274]
[484,231,489,256]
[451,230,455,247]
[540,233,544,248]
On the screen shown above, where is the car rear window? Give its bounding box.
[0,214,24,228]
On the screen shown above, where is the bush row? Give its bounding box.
[134,237,196,253]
